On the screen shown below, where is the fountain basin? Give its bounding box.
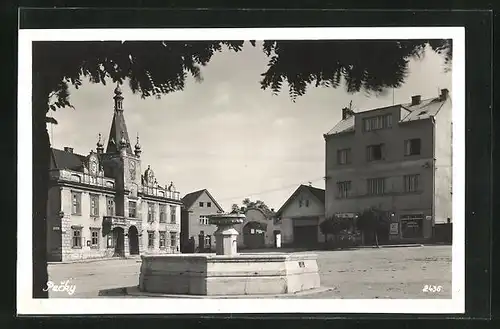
[139,252,320,296]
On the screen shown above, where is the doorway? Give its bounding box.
[113,227,125,257]
[128,226,139,255]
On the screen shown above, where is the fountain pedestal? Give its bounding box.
[138,213,321,296]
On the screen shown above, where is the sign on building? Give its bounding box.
[390,222,399,235]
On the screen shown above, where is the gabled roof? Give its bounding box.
[324,94,449,137]
[275,184,325,217]
[181,189,224,212]
[50,148,114,178]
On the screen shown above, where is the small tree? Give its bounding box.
[319,215,351,244]
[356,208,390,247]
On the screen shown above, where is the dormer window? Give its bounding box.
[363,114,392,132]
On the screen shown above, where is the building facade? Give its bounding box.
[275,184,326,247]
[234,207,280,249]
[324,89,452,243]
[47,85,182,262]
[180,189,224,253]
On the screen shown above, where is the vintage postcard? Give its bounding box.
[17,26,465,315]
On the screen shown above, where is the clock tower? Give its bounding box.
[101,83,142,216]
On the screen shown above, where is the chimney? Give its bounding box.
[64,147,74,153]
[440,88,449,101]
[342,107,353,120]
[411,95,421,106]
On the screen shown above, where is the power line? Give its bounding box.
[215,177,325,203]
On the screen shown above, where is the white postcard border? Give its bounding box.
[17,27,465,315]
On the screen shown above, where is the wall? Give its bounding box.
[279,188,325,244]
[234,208,277,248]
[59,186,115,261]
[141,200,181,254]
[433,98,453,225]
[186,191,222,250]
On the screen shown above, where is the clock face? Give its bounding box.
[129,160,136,179]
[90,160,97,174]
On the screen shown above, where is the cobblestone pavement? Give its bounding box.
[47,245,451,299]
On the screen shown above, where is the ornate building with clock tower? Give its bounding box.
[46,84,182,262]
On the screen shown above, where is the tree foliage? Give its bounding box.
[259,39,452,100]
[356,208,391,247]
[241,198,272,213]
[319,215,351,237]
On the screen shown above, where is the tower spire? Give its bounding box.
[134,133,142,157]
[106,85,133,155]
[114,82,124,111]
[96,133,104,154]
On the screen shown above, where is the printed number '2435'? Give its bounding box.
[422,285,443,293]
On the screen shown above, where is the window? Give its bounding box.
[170,232,177,248]
[72,227,82,248]
[170,206,177,224]
[404,138,421,156]
[148,203,155,222]
[298,199,303,208]
[363,114,392,132]
[106,196,115,216]
[400,215,424,238]
[106,234,114,248]
[367,178,386,195]
[337,148,351,165]
[199,202,204,207]
[207,202,212,207]
[159,204,167,223]
[404,174,420,192]
[159,231,166,248]
[199,216,209,225]
[90,194,99,217]
[147,231,155,248]
[90,228,100,248]
[305,199,310,207]
[337,181,352,198]
[367,144,384,161]
[128,201,137,218]
[71,192,82,215]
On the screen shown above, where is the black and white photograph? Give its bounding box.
[18,26,465,314]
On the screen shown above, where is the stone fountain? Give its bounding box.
[138,212,321,296]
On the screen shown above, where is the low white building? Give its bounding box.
[275,184,326,247]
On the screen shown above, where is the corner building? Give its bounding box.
[324,89,452,244]
[47,85,182,262]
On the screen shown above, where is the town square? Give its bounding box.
[25,33,456,304]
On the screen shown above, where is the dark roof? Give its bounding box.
[50,148,87,171]
[181,189,224,212]
[275,184,325,217]
[106,110,134,155]
[50,148,115,178]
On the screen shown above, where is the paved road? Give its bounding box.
[48,245,451,299]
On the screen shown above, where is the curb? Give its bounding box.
[48,256,141,265]
[357,244,424,249]
[124,286,334,298]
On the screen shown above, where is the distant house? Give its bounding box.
[275,184,326,247]
[180,189,224,253]
[233,207,279,249]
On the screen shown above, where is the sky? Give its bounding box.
[49,41,452,212]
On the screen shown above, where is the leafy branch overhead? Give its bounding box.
[34,39,452,112]
[260,39,452,100]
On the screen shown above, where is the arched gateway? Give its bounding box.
[128,225,139,255]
